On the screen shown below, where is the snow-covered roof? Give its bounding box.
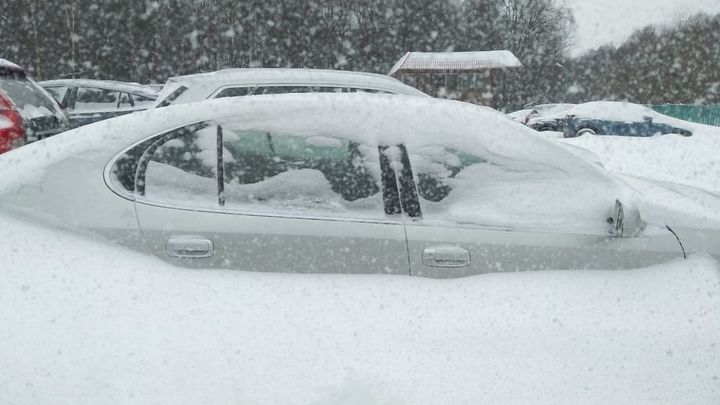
[153,68,428,107]
[0,58,25,71]
[388,51,523,76]
[165,68,424,92]
[39,79,159,97]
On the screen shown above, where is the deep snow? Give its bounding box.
[1,210,720,404]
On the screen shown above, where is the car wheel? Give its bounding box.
[669,130,692,137]
[538,125,556,132]
[576,128,597,137]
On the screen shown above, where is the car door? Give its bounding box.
[398,144,685,278]
[69,86,122,127]
[126,120,410,274]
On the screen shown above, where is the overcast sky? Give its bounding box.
[563,0,720,56]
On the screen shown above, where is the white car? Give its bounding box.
[0,93,718,277]
[151,68,428,108]
[40,79,159,128]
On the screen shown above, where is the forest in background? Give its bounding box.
[1,0,719,110]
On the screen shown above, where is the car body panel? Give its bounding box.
[135,202,410,274]
[405,224,683,278]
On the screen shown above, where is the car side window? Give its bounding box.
[130,93,156,109]
[221,130,384,217]
[408,146,485,202]
[349,88,394,94]
[74,87,119,111]
[111,122,386,219]
[44,86,69,103]
[214,87,253,98]
[254,86,312,95]
[143,124,220,207]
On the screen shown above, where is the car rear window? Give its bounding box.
[0,70,58,114]
[155,85,188,108]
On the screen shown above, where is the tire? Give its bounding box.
[538,125,556,132]
[576,128,597,137]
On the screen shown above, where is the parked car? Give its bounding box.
[151,68,428,108]
[39,79,159,128]
[564,101,693,138]
[0,59,70,154]
[525,103,576,131]
[506,107,534,124]
[1,93,717,278]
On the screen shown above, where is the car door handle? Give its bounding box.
[422,246,470,267]
[166,237,214,258]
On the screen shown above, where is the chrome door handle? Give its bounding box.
[166,237,214,258]
[422,246,470,268]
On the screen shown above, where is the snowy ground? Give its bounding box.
[3,112,720,403]
[1,207,720,404]
[540,123,720,194]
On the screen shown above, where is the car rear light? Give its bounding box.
[524,114,530,124]
[0,93,25,154]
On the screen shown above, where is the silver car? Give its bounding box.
[151,68,428,108]
[39,79,159,128]
[0,93,717,277]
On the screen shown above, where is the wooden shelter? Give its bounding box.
[388,51,522,105]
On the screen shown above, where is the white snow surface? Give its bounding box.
[1,209,720,404]
[555,118,720,194]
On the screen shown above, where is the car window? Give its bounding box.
[115,122,385,219]
[221,130,383,217]
[74,87,119,111]
[43,86,69,103]
[131,93,156,109]
[254,86,313,95]
[349,88,393,94]
[252,86,348,95]
[214,87,254,99]
[408,146,485,203]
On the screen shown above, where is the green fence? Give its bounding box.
[649,104,720,127]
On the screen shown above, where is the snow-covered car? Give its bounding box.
[0,59,70,154]
[506,107,533,124]
[151,68,428,108]
[525,103,576,132]
[564,101,693,138]
[39,79,159,128]
[1,93,718,277]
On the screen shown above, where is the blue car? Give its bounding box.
[563,101,693,138]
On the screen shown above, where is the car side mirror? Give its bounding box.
[612,199,644,237]
[642,115,653,123]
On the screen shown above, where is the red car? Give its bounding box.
[0,59,70,154]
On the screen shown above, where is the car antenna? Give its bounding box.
[665,225,687,259]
